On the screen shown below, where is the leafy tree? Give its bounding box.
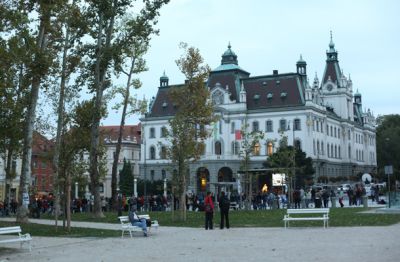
[119,159,134,196]
[263,136,314,203]
[0,0,66,223]
[79,0,168,218]
[165,43,217,221]
[109,6,166,210]
[376,114,400,186]
[238,123,264,209]
[51,0,86,230]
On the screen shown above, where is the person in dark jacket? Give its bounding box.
[219,191,230,229]
[204,191,214,230]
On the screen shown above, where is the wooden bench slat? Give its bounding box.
[283,208,330,229]
[0,226,32,251]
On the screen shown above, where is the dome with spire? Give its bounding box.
[160,71,168,81]
[297,54,306,65]
[160,71,169,87]
[212,43,249,74]
[221,42,238,65]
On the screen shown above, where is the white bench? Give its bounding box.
[283,208,330,228]
[118,215,159,238]
[0,226,32,251]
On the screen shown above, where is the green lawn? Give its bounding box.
[1,208,399,238]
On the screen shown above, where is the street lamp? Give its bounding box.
[134,178,138,198]
[287,120,296,208]
[75,182,78,199]
[117,187,122,216]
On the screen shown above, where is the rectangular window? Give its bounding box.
[150,128,155,138]
[294,119,301,131]
[231,122,235,134]
[279,119,287,131]
[252,121,259,132]
[266,120,273,132]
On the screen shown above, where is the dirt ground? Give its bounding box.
[1,222,399,262]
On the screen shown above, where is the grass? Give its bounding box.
[1,208,399,238]
[0,221,120,238]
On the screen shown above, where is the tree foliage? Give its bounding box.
[165,43,217,221]
[376,114,400,184]
[238,123,264,209]
[119,159,134,196]
[263,136,314,189]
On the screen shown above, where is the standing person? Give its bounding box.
[219,191,230,229]
[338,189,344,207]
[204,191,214,230]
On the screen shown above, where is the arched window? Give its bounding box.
[331,144,334,157]
[348,145,352,159]
[150,146,156,160]
[160,126,167,138]
[338,146,341,159]
[232,141,240,155]
[160,146,167,159]
[253,142,260,156]
[313,140,316,155]
[317,140,320,154]
[334,145,337,158]
[215,141,222,155]
[321,142,324,155]
[327,143,330,157]
[267,142,274,156]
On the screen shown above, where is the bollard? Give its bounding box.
[331,197,337,208]
[362,196,368,208]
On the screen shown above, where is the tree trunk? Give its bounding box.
[66,171,71,232]
[111,57,135,210]
[17,6,50,223]
[89,2,116,218]
[53,20,71,230]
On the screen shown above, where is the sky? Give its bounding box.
[102,0,400,126]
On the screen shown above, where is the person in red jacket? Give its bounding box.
[204,191,214,230]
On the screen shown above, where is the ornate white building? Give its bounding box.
[140,36,377,194]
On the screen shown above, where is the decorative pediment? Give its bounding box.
[210,82,232,105]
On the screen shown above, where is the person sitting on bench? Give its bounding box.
[128,208,148,237]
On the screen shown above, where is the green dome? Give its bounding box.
[221,42,238,65]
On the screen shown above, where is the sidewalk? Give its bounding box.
[1,214,400,262]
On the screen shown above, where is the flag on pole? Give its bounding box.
[235,130,242,140]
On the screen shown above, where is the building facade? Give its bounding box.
[140,38,377,195]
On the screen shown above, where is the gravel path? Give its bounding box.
[1,217,399,262]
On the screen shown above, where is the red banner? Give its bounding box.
[235,130,241,140]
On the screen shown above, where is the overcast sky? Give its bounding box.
[102,0,400,126]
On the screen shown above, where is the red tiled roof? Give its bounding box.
[100,125,141,144]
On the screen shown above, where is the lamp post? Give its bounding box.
[163,178,167,198]
[287,120,296,208]
[117,187,122,216]
[134,178,137,198]
[75,182,78,199]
